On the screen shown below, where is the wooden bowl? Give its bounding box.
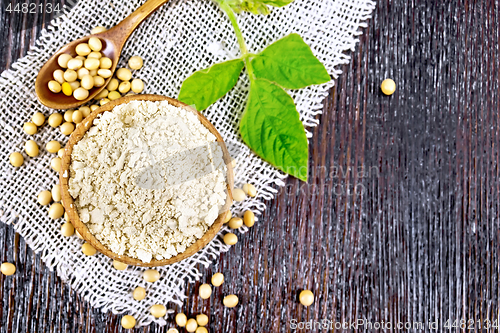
[59,94,234,267]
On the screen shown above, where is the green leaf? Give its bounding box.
[179,59,245,111]
[240,79,308,181]
[224,0,295,14]
[259,0,295,7]
[250,33,331,89]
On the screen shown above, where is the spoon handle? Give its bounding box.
[102,0,170,48]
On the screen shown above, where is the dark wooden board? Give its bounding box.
[1,0,499,332]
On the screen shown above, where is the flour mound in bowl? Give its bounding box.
[68,100,227,263]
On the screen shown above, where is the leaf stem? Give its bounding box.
[218,2,256,80]
[219,2,248,55]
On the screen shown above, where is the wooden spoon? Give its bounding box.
[35,0,170,110]
[59,94,234,267]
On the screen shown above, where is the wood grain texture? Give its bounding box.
[1,0,500,332]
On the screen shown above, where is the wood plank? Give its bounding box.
[1,0,500,332]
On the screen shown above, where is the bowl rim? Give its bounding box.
[59,94,234,267]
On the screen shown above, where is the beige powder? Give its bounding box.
[68,100,227,263]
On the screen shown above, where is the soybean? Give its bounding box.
[48,80,62,93]
[60,122,75,135]
[150,304,167,318]
[95,89,109,100]
[32,112,45,126]
[61,223,75,237]
[223,233,238,245]
[299,290,314,306]
[25,140,39,157]
[67,58,83,70]
[9,152,24,167]
[63,69,77,82]
[91,26,107,34]
[131,78,144,93]
[61,82,73,96]
[128,56,143,70]
[1,262,16,276]
[224,210,232,223]
[106,78,119,91]
[107,91,121,100]
[228,217,243,229]
[223,294,239,308]
[48,203,64,219]
[87,51,102,59]
[82,243,96,256]
[99,57,112,69]
[53,69,65,84]
[77,67,90,80]
[38,190,52,205]
[97,69,112,78]
[198,284,212,299]
[75,43,91,56]
[232,188,246,202]
[51,183,61,202]
[118,81,131,94]
[48,113,63,127]
[132,286,146,300]
[72,110,83,123]
[243,210,255,227]
[93,76,105,87]
[121,315,136,329]
[113,260,128,270]
[81,75,94,90]
[57,54,72,68]
[79,106,91,117]
[211,272,224,287]
[68,81,80,91]
[143,269,160,282]
[73,87,89,101]
[242,183,257,197]
[116,68,132,81]
[23,122,37,135]
[64,110,74,122]
[381,79,396,96]
[175,313,187,327]
[51,157,61,172]
[84,58,100,70]
[185,318,198,333]
[196,314,208,326]
[88,37,102,51]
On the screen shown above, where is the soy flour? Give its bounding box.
[68,100,227,263]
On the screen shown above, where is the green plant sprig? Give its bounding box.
[179,0,330,181]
